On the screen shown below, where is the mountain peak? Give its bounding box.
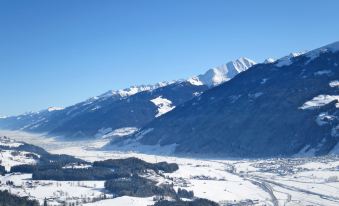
[275,41,339,67]
[188,57,256,87]
[275,51,306,67]
[304,41,339,63]
[47,107,65,112]
[95,81,174,101]
[125,40,339,157]
[264,58,276,64]
[91,57,256,103]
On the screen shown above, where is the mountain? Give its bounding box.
[188,57,256,87]
[115,41,339,157]
[0,58,255,139]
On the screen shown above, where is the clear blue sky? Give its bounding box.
[1,0,339,116]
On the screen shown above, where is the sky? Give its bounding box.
[0,0,339,116]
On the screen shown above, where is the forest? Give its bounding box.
[0,190,39,206]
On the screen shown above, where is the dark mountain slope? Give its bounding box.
[120,42,339,157]
[0,82,207,138]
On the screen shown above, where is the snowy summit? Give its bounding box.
[47,107,65,112]
[188,57,256,87]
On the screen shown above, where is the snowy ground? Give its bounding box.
[84,196,154,206]
[1,130,339,206]
[0,173,109,205]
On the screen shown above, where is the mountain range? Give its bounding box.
[2,41,339,158]
[115,41,339,157]
[0,57,255,139]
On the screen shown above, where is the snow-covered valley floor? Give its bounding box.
[0,130,339,206]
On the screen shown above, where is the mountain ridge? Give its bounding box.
[115,41,339,157]
[0,57,255,139]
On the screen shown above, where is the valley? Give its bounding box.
[1,131,338,206]
[1,2,339,205]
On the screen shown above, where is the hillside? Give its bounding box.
[117,41,339,157]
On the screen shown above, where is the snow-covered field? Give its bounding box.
[1,130,339,206]
[0,173,108,205]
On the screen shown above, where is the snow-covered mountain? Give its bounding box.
[115,41,339,157]
[94,81,173,101]
[47,107,65,112]
[0,57,255,139]
[264,58,276,64]
[188,57,255,87]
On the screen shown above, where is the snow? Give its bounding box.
[134,128,154,141]
[0,130,56,148]
[0,136,23,148]
[0,158,268,205]
[0,150,38,171]
[24,57,255,122]
[314,70,332,76]
[84,196,154,206]
[101,127,138,139]
[193,91,202,96]
[2,131,339,206]
[264,58,276,64]
[78,81,175,109]
[275,52,306,67]
[0,173,107,205]
[189,57,256,87]
[300,95,339,109]
[98,82,174,100]
[187,77,203,86]
[304,41,339,64]
[109,142,178,157]
[316,112,335,126]
[91,106,101,111]
[150,96,175,117]
[62,163,92,169]
[47,107,64,112]
[329,80,339,88]
[95,127,139,140]
[180,179,267,203]
[5,57,256,125]
[274,41,339,67]
[260,78,268,84]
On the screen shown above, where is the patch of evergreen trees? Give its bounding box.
[104,175,177,198]
[177,188,194,199]
[21,157,179,181]
[93,157,179,174]
[154,198,219,206]
[32,167,119,181]
[0,190,39,206]
[0,165,5,175]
